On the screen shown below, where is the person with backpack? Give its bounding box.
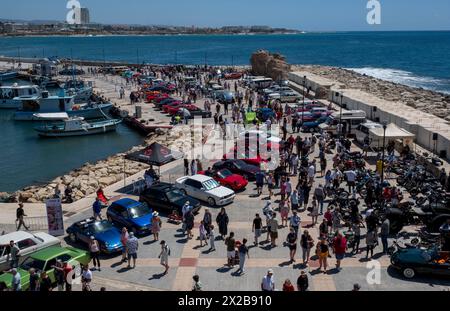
[158,240,170,275]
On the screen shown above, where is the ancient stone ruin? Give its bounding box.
[250,50,291,81]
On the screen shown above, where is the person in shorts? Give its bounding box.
[225,232,236,267]
[126,232,139,269]
[252,214,262,246]
[268,213,279,247]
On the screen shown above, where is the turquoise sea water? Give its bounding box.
[1,31,450,192]
[1,32,450,93]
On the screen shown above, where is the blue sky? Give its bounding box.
[1,0,450,31]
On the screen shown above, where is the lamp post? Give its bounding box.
[302,75,306,126]
[339,93,344,139]
[381,121,388,186]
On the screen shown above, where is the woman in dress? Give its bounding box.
[280,199,290,228]
[216,208,229,240]
[151,212,162,241]
[185,210,195,239]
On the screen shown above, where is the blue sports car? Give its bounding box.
[66,218,123,254]
[106,198,154,236]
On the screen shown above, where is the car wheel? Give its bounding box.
[208,197,216,206]
[403,268,416,279]
[69,233,77,243]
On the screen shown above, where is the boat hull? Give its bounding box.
[35,122,120,137]
[15,103,113,121]
[0,99,20,109]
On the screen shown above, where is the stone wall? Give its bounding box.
[250,50,291,81]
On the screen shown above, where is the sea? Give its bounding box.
[1,31,450,192]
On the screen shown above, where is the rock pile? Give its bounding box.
[250,50,291,81]
[294,65,450,122]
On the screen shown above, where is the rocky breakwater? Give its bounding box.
[294,65,450,122]
[251,50,291,81]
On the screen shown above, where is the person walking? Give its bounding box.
[290,211,301,237]
[9,268,21,291]
[54,260,65,291]
[151,212,162,241]
[268,212,279,248]
[81,264,93,291]
[261,269,275,291]
[209,225,216,251]
[16,203,29,231]
[120,227,129,263]
[365,230,377,259]
[380,218,390,254]
[203,209,212,235]
[280,199,290,228]
[267,173,274,199]
[216,208,229,240]
[92,198,103,221]
[310,196,319,225]
[286,227,298,263]
[158,241,170,275]
[317,239,329,273]
[300,230,314,266]
[3,240,20,269]
[290,189,299,211]
[297,271,309,291]
[185,210,195,239]
[352,220,364,254]
[52,261,73,291]
[237,239,250,275]
[252,214,263,246]
[314,185,325,214]
[333,232,347,271]
[199,221,208,247]
[225,232,236,268]
[126,232,139,269]
[89,236,101,271]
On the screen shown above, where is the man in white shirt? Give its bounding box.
[307,162,316,183]
[344,169,357,194]
[261,269,275,291]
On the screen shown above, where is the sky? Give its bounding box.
[1,0,450,31]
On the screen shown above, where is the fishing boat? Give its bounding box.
[0,84,41,109]
[34,117,122,137]
[13,91,113,121]
[0,70,18,82]
[62,80,93,104]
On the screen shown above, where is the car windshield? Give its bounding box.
[166,189,185,202]
[88,221,114,234]
[21,257,45,272]
[202,179,220,190]
[128,203,151,219]
[217,169,233,179]
[233,160,247,170]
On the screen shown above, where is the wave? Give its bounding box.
[347,67,450,94]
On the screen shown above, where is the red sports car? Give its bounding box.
[161,101,183,113]
[199,169,248,191]
[224,72,243,80]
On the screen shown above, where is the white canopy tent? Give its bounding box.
[369,123,415,148]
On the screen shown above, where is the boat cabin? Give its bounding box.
[14,93,75,112]
[0,84,40,100]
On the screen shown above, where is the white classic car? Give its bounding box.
[175,175,235,206]
[0,231,61,272]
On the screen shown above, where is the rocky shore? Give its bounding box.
[293,65,450,122]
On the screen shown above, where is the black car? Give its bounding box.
[213,159,260,181]
[154,98,178,109]
[139,182,202,215]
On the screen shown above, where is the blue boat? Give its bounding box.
[0,70,18,82]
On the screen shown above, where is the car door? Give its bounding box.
[78,226,92,245]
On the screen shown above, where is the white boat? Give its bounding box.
[13,92,113,121]
[62,80,93,104]
[0,84,41,109]
[34,117,122,137]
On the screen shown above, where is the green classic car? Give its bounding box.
[0,246,90,290]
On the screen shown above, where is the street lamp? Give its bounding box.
[302,75,306,126]
[339,93,344,139]
[381,121,388,186]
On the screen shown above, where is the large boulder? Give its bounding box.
[250,50,291,81]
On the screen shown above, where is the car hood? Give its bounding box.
[131,214,153,228]
[206,186,235,197]
[95,229,122,245]
[225,175,248,184]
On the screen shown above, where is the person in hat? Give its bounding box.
[158,240,170,275]
[261,269,275,291]
[89,236,101,271]
[152,211,162,241]
[16,203,29,231]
